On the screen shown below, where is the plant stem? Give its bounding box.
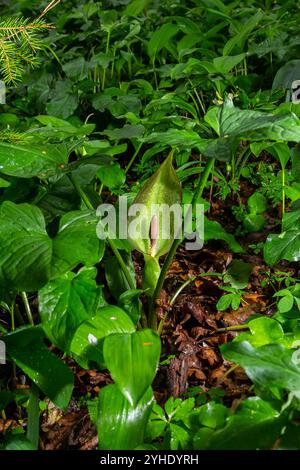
[10,301,15,331]
[68,174,94,210]
[102,29,111,90]
[125,142,143,174]
[215,324,250,333]
[21,292,34,326]
[27,383,40,450]
[282,165,286,218]
[150,157,214,331]
[67,174,135,290]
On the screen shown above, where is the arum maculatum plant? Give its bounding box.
[122,150,213,331]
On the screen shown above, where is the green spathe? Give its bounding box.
[128,152,182,258]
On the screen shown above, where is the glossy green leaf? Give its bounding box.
[124,0,150,17]
[234,317,284,347]
[224,260,251,289]
[264,230,300,265]
[222,341,300,393]
[4,327,73,409]
[243,214,265,233]
[70,305,135,369]
[105,254,136,299]
[148,24,179,60]
[205,96,300,141]
[4,435,36,450]
[247,192,267,214]
[0,202,104,291]
[118,289,142,324]
[97,162,125,189]
[204,218,243,253]
[0,143,68,179]
[97,384,153,450]
[193,397,284,450]
[103,329,161,406]
[52,210,105,277]
[198,402,228,429]
[39,267,102,352]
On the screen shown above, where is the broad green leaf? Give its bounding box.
[103,329,161,406]
[124,0,150,17]
[277,294,295,314]
[97,162,125,189]
[70,305,135,369]
[216,293,233,311]
[251,142,291,168]
[205,96,300,141]
[148,24,179,60]
[272,60,300,91]
[101,124,144,140]
[198,402,228,429]
[193,397,284,450]
[222,11,263,56]
[51,210,105,277]
[222,341,300,393]
[128,152,182,257]
[212,53,246,74]
[105,254,136,300]
[243,214,265,233]
[39,267,102,352]
[282,209,300,231]
[247,192,267,214]
[97,384,153,450]
[0,202,104,291]
[0,202,52,290]
[46,80,79,119]
[0,143,68,179]
[118,289,142,324]
[204,218,243,253]
[4,435,36,450]
[4,327,73,409]
[223,259,251,289]
[234,317,284,347]
[264,230,300,266]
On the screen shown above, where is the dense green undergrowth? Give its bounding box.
[1,0,300,450]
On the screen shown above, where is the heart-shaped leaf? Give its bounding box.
[222,341,300,393]
[103,329,161,406]
[39,267,102,352]
[0,202,105,291]
[0,143,68,179]
[70,305,135,369]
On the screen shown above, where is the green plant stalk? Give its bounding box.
[102,29,111,91]
[215,324,250,333]
[21,292,34,325]
[67,174,135,290]
[125,142,143,174]
[150,157,214,330]
[281,165,286,217]
[27,383,40,450]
